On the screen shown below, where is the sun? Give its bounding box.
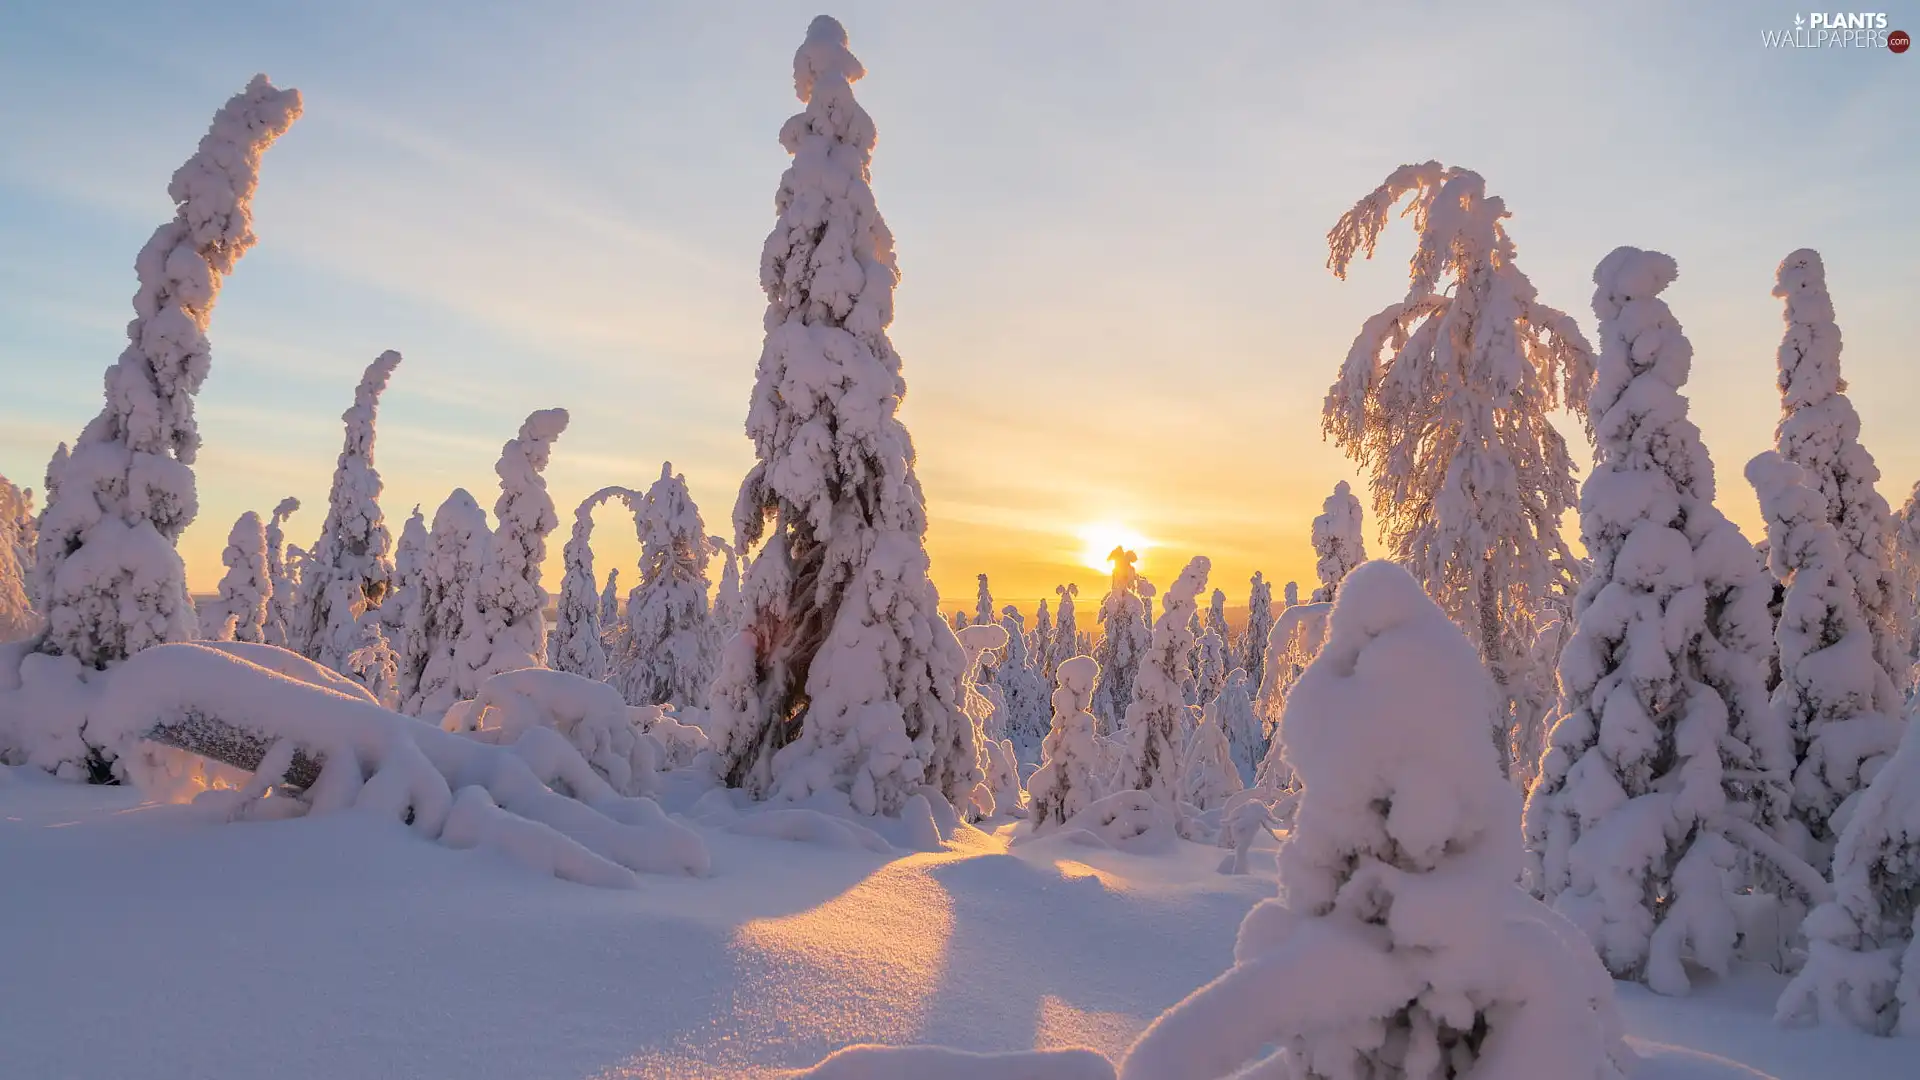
[1077,522,1150,574]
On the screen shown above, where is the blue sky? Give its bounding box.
[2,1,1916,609]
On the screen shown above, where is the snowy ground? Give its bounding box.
[0,768,1904,1080]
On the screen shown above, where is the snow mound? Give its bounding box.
[787,1043,1115,1080]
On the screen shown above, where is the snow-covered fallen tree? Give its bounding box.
[86,643,708,888]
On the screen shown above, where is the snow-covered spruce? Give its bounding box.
[1772,249,1913,700]
[708,535,742,639]
[1194,623,1227,705]
[1283,580,1299,610]
[973,573,995,627]
[197,511,269,643]
[457,408,568,691]
[1031,597,1054,683]
[263,496,301,650]
[598,566,623,634]
[1208,668,1262,786]
[1324,163,1596,769]
[89,642,707,889]
[1749,450,1901,856]
[1897,482,1920,694]
[1091,548,1150,735]
[1120,561,1632,1080]
[1775,713,1920,1035]
[1524,248,1785,995]
[1239,572,1273,689]
[617,464,716,709]
[33,76,301,671]
[383,507,431,710]
[551,486,640,682]
[995,604,1051,764]
[707,18,977,818]
[1181,706,1243,812]
[405,489,490,719]
[1027,655,1107,834]
[0,474,37,643]
[1309,480,1366,604]
[294,349,401,685]
[1120,556,1208,799]
[1049,583,1080,679]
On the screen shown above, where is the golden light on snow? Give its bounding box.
[1076,523,1150,574]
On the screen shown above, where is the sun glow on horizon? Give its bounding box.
[1077,522,1150,575]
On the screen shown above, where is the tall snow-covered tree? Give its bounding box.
[407,489,490,718]
[995,604,1051,764]
[709,535,742,639]
[551,486,639,682]
[1123,561,1631,1080]
[0,475,36,643]
[1091,547,1151,735]
[973,573,995,626]
[263,496,301,649]
[1031,597,1054,682]
[385,507,431,711]
[1050,583,1080,678]
[33,76,301,669]
[1524,248,1783,995]
[1028,655,1105,833]
[1772,249,1913,702]
[1239,572,1273,688]
[1309,480,1366,604]
[599,566,623,632]
[1120,556,1208,799]
[618,465,716,708]
[198,511,269,642]
[1749,450,1901,855]
[1205,588,1228,646]
[706,17,975,817]
[1897,482,1920,691]
[458,408,568,692]
[1325,162,1596,762]
[1195,624,1228,705]
[295,350,401,678]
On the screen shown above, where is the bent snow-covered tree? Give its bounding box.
[617,465,716,709]
[1324,162,1596,765]
[551,486,639,682]
[1121,561,1631,1080]
[199,511,269,642]
[1524,248,1783,995]
[32,75,301,670]
[1120,555,1208,799]
[295,349,401,679]
[707,16,975,816]
[1771,249,1913,703]
[457,408,568,691]
[1309,480,1366,604]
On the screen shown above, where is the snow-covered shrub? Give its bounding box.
[551,486,639,682]
[0,475,38,643]
[1309,480,1366,604]
[1028,655,1104,833]
[1775,715,1920,1035]
[295,350,401,679]
[1772,249,1912,700]
[1091,548,1150,734]
[1121,560,1631,1080]
[33,76,301,670]
[198,511,270,643]
[1120,555,1207,799]
[1525,248,1783,994]
[707,17,975,817]
[263,496,301,650]
[1239,572,1273,688]
[458,408,568,688]
[617,464,715,708]
[405,489,490,718]
[1324,163,1596,768]
[1750,450,1901,857]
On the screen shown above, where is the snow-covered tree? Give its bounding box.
[1775,716,1920,1035]
[1050,583,1080,677]
[198,511,269,642]
[457,408,568,692]
[1195,624,1227,704]
[0,475,36,643]
[1122,561,1631,1080]
[1324,162,1597,763]
[1204,587,1228,642]
[618,465,715,709]
[599,567,623,632]
[1091,548,1150,734]
[996,604,1051,764]
[1028,655,1105,833]
[1282,580,1298,609]
[1209,668,1262,785]
[1749,450,1901,855]
[551,486,639,682]
[1772,249,1913,702]
[263,496,301,650]
[407,489,490,718]
[1120,556,1208,800]
[1181,708,1243,812]
[1309,480,1366,604]
[709,535,742,638]
[706,18,976,817]
[973,573,995,626]
[33,76,301,669]
[1239,572,1275,692]
[1897,483,1920,692]
[385,507,431,711]
[1524,248,1783,995]
[295,350,401,679]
